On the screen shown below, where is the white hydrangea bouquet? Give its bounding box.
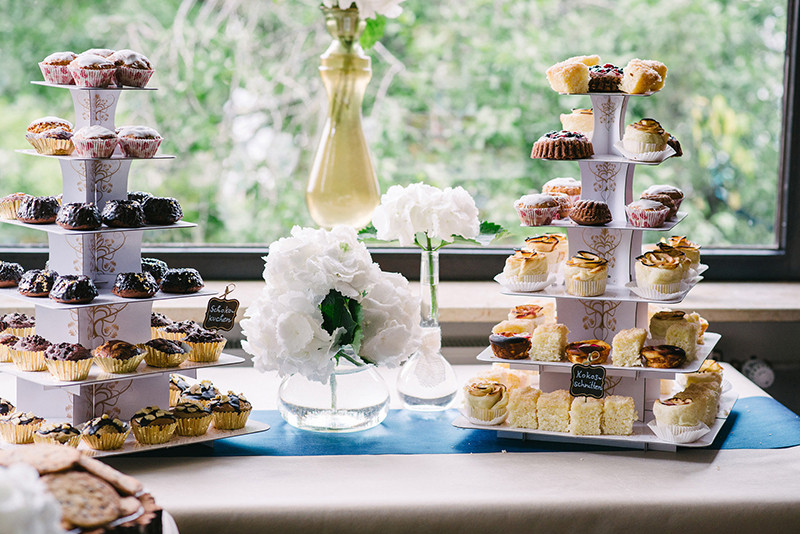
[0,464,63,534]
[241,225,421,384]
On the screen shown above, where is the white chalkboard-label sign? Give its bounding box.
[570,364,606,399]
[203,284,239,332]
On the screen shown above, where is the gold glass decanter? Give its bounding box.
[306,6,380,229]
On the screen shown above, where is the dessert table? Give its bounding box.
[71,362,800,534]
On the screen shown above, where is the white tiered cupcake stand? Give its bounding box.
[454,92,736,451]
[0,81,267,456]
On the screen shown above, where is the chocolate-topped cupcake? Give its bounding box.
[92,339,145,374]
[142,338,189,368]
[112,272,158,298]
[45,341,92,362]
[0,411,45,444]
[0,397,14,416]
[209,391,252,430]
[2,312,35,337]
[16,195,60,224]
[160,268,203,294]
[33,422,82,447]
[81,414,130,450]
[160,320,200,341]
[130,406,177,444]
[179,380,219,407]
[151,312,173,339]
[169,373,190,406]
[184,328,226,363]
[18,269,58,297]
[141,257,168,284]
[172,400,213,436]
[49,274,98,304]
[0,334,17,363]
[141,196,183,225]
[0,261,24,287]
[44,341,93,382]
[101,199,145,228]
[55,202,102,230]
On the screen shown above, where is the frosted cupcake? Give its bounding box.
[2,312,35,337]
[39,51,78,84]
[116,126,162,158]
[81,414,130,450]
[625,199,670,228]
[659,236,701,269]
[0,411,45,444]
[209,391,252,430]
[501,250,548,288]
[463,380,509,425]
[159,320,200,342]
[68,53,116,88]
[72,125,118,158]
[169,373,191,407]
[25,116,74,156]
[635,250,684,295]
[179,381,219,408]
[622,118,669,160]
[651,244,692,278]
[33,422,81,447]
[44,342,93,381]
[542,176,582,203]
[184,329,226,363]
[563,251,608,297]
[0,334,17,363]
[514,193,559,226]
[131,406,177,445]
[523,234,564,272]
[108,49,154,87]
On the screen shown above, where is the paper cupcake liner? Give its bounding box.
[625,281,685,301]
[0,346,12,363]
[460,406,508,426]
[159,331,189,342]
[0,202,22,220]
[94,353,145,374]
[81,430,130,450]
[73,136,118,158]
[143,344,189,368]
[0,422,41,444]
[39,62,75,85]
[132,422,177,445]
[516,206,558,227]
[68,66,116,88]
[565,277,607,297]
[118,137,162,158]
[647,420,710,444]
[5,326,35,338]
[115,66,154,87]
[175,415,213,437]
[169,388,183,408]
[45,358,93,381]
[33,433,81,448]
[494,273,554,293]
[26,135,74,156]
[10,348,47,372]
[625,205,669,228]
[614,141,676,163]
[212,409,251,430]
[186,340,226,363]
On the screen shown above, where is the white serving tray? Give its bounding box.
[0,287,216,309]
[31,81,158,91]
[497,276,700,304]
[538,153,674,166]
[538,211,687,231]
[16,149,174,161]
[476,332,721,377]
[452,386,738,451]
[0,353,245,389]
[0,218,195,235]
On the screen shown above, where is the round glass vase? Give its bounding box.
[306,6,380,229]
[278,359,390,433]
[396,248,459,411]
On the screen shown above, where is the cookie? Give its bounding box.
[43,471,121,528]
[78,454,144,496]
[0,442,80,474]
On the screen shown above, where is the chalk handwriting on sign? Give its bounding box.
[569,363,606,399]
[203,284,239,332]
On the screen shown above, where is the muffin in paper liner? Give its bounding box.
[32,432,81,448]
[68,66,116,88]
[212,409,251,430]
[0,421,42,444]
[186,339,226,363]
[460,405,508,426]
[81,429,130,450]
[173,402,213,437]
[158,329,190,342]
[26,135,74,156]
[142,341,190,368]
[0,345,12,363]
[39,62,75,85]
[132,422,177,445]
[45,358,93,381]
[93,352,145,374]
[115,66,154,87]
[5,326,35,338]
[647,420,710,444]
[565,277,607,297]
[118,137,162,158]
[9,348,47,372]
[516,205,559,227]
[494,273,554,293]
[625,203,669,228]
[626,281,685,301]
[32,423,82,448]
[72,136,118,158]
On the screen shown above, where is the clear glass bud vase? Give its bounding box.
[306,6,380,229]
[397,249,459,411]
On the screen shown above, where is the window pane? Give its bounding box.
[0,0,786,250]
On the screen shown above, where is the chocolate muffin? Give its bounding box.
[141,196,183,225]
[16,195,60,224]
[151,312,173,329]
[81,414,130,450]
[141,257,168,284]
[160,268,203,294]
[179,380,219,407]
[531,130,594,160]
[160,320,201,341]
[18,269,58,297]
[142,338,189,368]
[0,261,24,287]
[44,341,93,381]
[45,341,92,362]
[55,202,102,230]
[2,312,35,329]
[92,339,145,374]
[112,272,159,298]
[127,191,153,204]
[569,199,613,226]
[100,199,145,228]
[49,274,98,304]
[13,334,52,353]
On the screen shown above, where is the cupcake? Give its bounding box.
[130,406,177,445]
[209,391,252,430]
[72,125,118,158]
[92,339,145,374]
[0,412,45,444]
[514,193,559,226]
[151,312,173,339]
[38,51,78,84]
[0,398,15,416]
[33,422,81,447]
[500,250,548,289]
[68,53,116,88]
[564,251,608,297]
[142,338,190,368]
[549,192,572,220]
[2,312,35,337]
[10,334,52,372]
[635,250,685,295]
[179,381,219,408]
[82,48,115,57]
[116,126,162,158]
[44,342,93,381]
[184,329,227,363]
[625,199,670,228]
[542,177,582,203]
[659,236,701,269]
[169,373,191,407]
[640,185,684,218]
[159,320,201,341]
[0,261,24,288]
[463,380,509,425]
[0,334,17,363]
[622,118,669,155]
[81,414,130,450]
[651,244,692,277]
[109,49,154,87]
[25,116,74,156]
[0,192,30,220]
[172,400,213,436]
[522,234,564,272]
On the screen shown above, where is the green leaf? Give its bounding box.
[319,290,362,349]
[357,223,380,242]
[360,16,386,50]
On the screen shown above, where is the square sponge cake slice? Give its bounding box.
[611,327,647,367]
[602,395,637,435]
[536,389,572,432]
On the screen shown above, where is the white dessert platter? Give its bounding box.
[1,218,195,235]
[540,210,687,230]
[31,81,158,91]
[497,277,701,304]
[538,153,676,165]
[16,148,174,161]
[0,287,217,309]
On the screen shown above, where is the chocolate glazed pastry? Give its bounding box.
[141,196,183,225]
[49,274,98,304]
[141,257,168,284]
[160,268,203,294]
[127,191,153,204]
[16,196,60,224]
[0,261,24,287]
[18,269,58,297]
[56,202,102,230]
[101,199,145,228]
[112,272,159,298]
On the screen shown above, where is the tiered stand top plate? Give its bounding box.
[16,149,174,161]
[31,81,158,91]
[0,287,217,308]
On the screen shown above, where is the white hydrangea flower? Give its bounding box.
[321,1,404,19]
[0,464,63,534]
